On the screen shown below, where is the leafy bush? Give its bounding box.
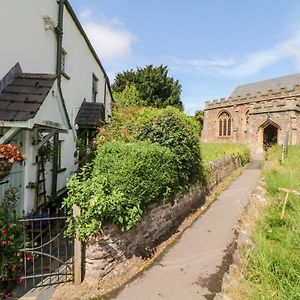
[97,104,144,146]
[136,106,203,189]
[64,141,178,240]
[0,188,26,297]
[113,84,145,106]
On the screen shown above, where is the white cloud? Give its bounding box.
[166,26,300,79]
[79,9,135,62]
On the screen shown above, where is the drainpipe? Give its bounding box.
[56,0,71,129]
[51,0,72,200]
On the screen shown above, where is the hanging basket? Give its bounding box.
[0,160,12,180]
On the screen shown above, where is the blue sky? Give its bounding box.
[70,0,300,114]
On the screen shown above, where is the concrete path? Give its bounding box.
[112,160,262,300]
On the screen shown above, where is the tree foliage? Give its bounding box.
[194,110,204,133]
[112,65,183,109]
[112,84,145,106]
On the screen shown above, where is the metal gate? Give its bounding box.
[18,208,74,290]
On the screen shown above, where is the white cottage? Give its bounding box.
[0,0,113,213]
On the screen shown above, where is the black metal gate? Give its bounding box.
[18,208,74,290]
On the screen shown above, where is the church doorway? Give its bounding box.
[263,124,278,150]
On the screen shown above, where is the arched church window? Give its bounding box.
[218,112,232,136]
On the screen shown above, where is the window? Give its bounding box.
[218,112,232,136]
[92,74,98,102]
[243,110,249,132]
[61,49,70,80]
[58,140,62,170]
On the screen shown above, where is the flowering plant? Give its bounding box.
[0,188,26,298]
[0,144,23,163]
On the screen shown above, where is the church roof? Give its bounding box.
[230,73,300,97]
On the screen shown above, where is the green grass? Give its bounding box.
[200,143,250,165]
[243,145,300,300]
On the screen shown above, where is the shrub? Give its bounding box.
[64,141,178,240]
[97,104,143,145]
[0,188,26,296]
[136,106,203,189]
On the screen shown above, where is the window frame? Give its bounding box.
[61,48,70,80]
[57,139,66,173]
[218,111,232,137]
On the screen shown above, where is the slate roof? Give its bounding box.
[0,73,56,121]
[230,73,300,97]
[75,101,105,128]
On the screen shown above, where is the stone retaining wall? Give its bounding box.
[84,155,242,285]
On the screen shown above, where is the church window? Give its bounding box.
[218,112,232,136]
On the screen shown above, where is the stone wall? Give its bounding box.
[84,156,242,285]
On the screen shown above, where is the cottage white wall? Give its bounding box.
[23,130,38,212]
[61,7,111,116]
[0,0,57,78]
[0,0,112,210]
[55,5,112,193]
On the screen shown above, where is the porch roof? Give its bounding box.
[0,73,56,122]
[75,101,105,128]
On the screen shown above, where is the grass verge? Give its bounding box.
[201,143,250,166]
[227,145,300,300]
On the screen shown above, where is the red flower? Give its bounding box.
[18,277,25,285]
[1,229,7,235]
[1,239,8,246]
[0,144,24,162]
[26,254,33,261]
[4,291,13,298]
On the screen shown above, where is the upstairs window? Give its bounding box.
[218,112,232,136]
[60,49,70,79]
[92,74,98,102]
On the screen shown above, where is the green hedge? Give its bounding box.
[136,106,204,189]
[65,105,250,241]
[64,141,178,240]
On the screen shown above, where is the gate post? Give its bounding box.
[73,205,82,284]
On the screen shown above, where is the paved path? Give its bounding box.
[112,160,262,300]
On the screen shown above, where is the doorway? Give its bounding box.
[263,124,278,150]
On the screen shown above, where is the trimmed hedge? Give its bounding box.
[64,141,178,240]
[136,106,204,189]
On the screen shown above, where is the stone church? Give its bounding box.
[202,73,300,153]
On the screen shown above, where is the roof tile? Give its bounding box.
[0,72,56,121]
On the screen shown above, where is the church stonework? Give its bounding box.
[202,74,300,154]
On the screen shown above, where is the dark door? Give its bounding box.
[263,124,278,150]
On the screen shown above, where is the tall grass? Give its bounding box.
[201,143,250,165]
[242,146,300,299]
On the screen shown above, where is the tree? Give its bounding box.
[194,110,204,134]
[113,84,145,106]
[112,65,183,109]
